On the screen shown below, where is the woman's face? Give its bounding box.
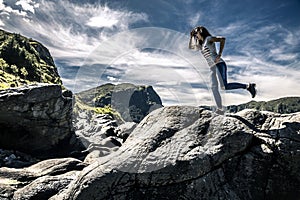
[195,32,203,42]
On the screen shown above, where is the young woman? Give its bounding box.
[189,26,256,114]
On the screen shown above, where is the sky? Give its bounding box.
[1,0,300,107]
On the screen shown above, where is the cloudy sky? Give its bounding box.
[1,0,300,107]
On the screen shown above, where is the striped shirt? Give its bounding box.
[201,36,224,67]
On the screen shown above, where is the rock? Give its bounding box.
[76,83,163,123]
[0,29,62,89]
[74,111,121,162]
[0,149,39,168]
[116,122,137,142]
[50,107,300,200]
[12,171,80,200]
[0,158,86,182]
[0,84,79,157]
[0,157,86,199]
[229,109,300,199]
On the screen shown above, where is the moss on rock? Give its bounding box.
[0,29,62,89]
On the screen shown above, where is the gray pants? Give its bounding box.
[210,65,223,109]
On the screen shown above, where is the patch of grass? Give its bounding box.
[0,69,35,89]
[0,29,62,90]
[74,96,124,122]
[0,178,22,185]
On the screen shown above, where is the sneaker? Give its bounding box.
[215,109,225,115]
[247,83,256,98]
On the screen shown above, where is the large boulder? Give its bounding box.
[0,84,76,157]
[51,107,300,200]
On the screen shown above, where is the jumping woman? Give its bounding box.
[189,26,256,115]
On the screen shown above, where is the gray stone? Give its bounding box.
[116,122,137,141]
[0,158,86,181]
[12,171,80,200]
[0,84,75,156]
[0,158,86,199]
[74,111,121,162]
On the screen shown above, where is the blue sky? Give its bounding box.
[1,0,300,106]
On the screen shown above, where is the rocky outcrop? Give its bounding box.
[48,106,300,200]
[0,29,62,88]
[0,84,80,157]
[76,83,163,123]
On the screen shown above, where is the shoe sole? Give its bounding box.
[251,84,256,98]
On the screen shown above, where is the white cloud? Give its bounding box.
[188,11,202,27]
[283,29,300,46]
[216,22,248,36]
[0,0,11,12]
[273,53,297,62]
[221,53,300,105]
[86,15,119,28]
[85,6,147,29]
[111,50,189,67]
[15,0,39,13]
[0,0,27,16]
[0,0,148,66]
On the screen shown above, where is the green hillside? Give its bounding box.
[0,29,62,89]
[227,97,300,114]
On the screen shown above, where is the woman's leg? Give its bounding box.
[210,66,222,109]
[216,62,247,90]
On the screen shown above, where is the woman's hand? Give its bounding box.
[189,31,196,49]
[190,29,197,38]
[215,54,221,63]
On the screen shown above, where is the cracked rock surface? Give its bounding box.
[0,84,76,157]
[49,106,300,200]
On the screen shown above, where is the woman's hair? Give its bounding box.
[192,26,211,45]
[198,26,211,39]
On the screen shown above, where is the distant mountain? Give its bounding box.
[0,29,62,89]
[227,97,300,114]
[75,83,163,123]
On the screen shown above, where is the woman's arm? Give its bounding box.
[189,29,197,49]
[188,36,194,49]
[209,36,226,62]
